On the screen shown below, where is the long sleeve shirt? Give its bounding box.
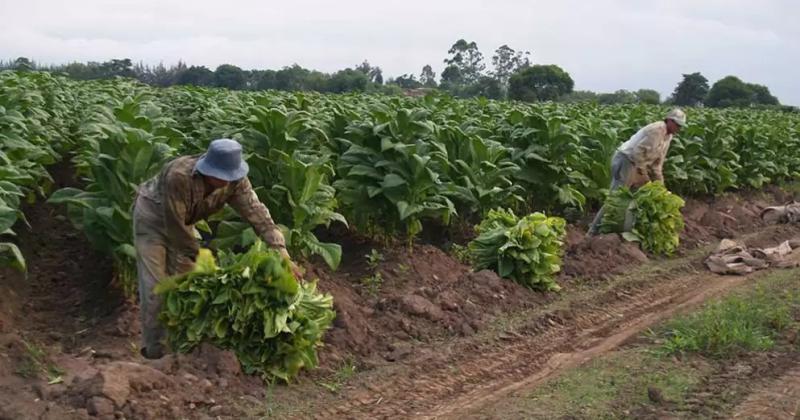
[137,155,286,259]
[617,121,673,182]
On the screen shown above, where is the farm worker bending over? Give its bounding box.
[133,139,302,359]
[588,109,686,235]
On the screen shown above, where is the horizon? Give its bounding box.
[1,0,797,105]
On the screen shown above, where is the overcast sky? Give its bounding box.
[1,0,797,104]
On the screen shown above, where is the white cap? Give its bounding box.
[666,108,687,127]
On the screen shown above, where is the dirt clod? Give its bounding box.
[647,386,666,405]
[195,344,241,377]
[86,396,114,417]
[399,295,445,321]
[35,382,67,401]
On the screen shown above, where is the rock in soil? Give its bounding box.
[647,386,666,405]
[384,342,413,362]
[70,361,173,408]
[620,242,648,263]
[195,343,241,376]
[398,295,445,321]
[589,234,622,253]
[86,396,115,417]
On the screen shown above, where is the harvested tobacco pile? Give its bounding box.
[155,242,335,381]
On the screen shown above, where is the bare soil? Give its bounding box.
[1,168,799,419]
[731,365,800,419]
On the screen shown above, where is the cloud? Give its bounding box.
[0,0,797,104]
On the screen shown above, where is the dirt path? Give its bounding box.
[731,366,800,419]
[315,261,785,418]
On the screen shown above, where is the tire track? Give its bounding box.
[732,367,800,420]
[319,268,754,419]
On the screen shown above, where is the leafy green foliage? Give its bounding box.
[155,243,335,382]
[469,208,566,291]
[599,182,685,255]
[49,92,183,295]
[209,104,347,269]
[436,125,524,216]
[4,70,800,273]
[359,249,384,296]
[334,106,455,239]
[0,71,76,271]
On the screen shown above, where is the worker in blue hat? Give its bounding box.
[133,139,301,359]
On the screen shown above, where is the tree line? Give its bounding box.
[2,39,787,109]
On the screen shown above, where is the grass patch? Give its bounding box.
[15,339,64,382]
[659,271,800,358]
[496,349,707,419]
[318,358,357,393]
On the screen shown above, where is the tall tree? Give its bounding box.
[440,65,463,92]
[13,57,33,71]
[327,68,369,93]
[150,63,176,87]
[256,70,278,91]
[443,39,485,84]
[389,74,423,89]
[420,64,437,88]
[508,65,574,102]
[635,89,661,104]
[464,76,503,99]
[214,64,247,90]
[705,76,769,108]
[176,66,215,87]
[355,60,383,84]
[274,64,311,91]
[670,72,709,106]
[355,60,371,75]
[369,67,383,85]
[491,45,531,90]
[748,83,779,105]
[100,59,134,78]
[597,90,637,104]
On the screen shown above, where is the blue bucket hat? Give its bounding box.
[194,139,249,181]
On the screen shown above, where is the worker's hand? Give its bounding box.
[629,167,650,189]
[278,247,304,281]
[289,261,305,281]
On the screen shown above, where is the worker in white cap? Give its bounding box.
[588,109,687,235]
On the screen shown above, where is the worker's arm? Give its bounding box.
[649,157,665,183]
[631,125,664,183]
[629,165,651,189]
[163,173,200,264]
[649,131,672,183]
[227,177,289,258]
